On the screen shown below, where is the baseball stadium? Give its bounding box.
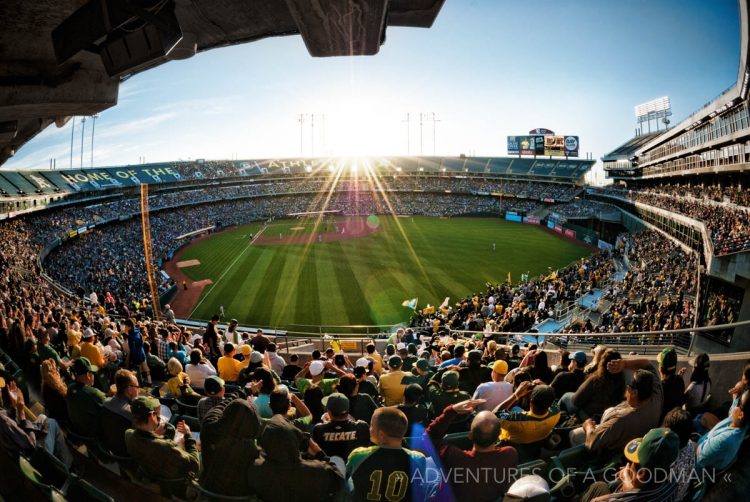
[0,1,750,502]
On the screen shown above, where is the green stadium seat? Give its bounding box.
[517,459,548,478]
[443,431,472,450]
[65,474,115,502]
[30,446,69,489]
[19,455,54,498]
[193,481,259,501]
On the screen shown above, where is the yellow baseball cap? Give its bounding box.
[492,360,509,375]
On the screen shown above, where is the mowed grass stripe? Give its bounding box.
[330,240,373,326]
[314,248,349,325]
[227,247,276,323]
[293,247,321,327]
[250,244,296,327]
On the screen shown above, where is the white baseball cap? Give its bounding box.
[356,357,370,368]
[309,360,325,376]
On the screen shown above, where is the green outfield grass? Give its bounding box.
[177,216,591,329]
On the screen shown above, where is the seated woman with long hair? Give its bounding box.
[40,359,69,425]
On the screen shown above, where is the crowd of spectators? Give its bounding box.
[596,186,750,255]
[411,247,615,336]
[548,200,618,219]
[560,231,698,349]
[627,181,750,208]
[1,284,747,501]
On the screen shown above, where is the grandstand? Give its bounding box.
[1,1,750,502]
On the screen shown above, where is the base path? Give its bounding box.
[162,227,238,319]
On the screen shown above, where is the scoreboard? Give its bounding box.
[507,132,579,157]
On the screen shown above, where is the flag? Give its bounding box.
[506,271,511,284]
[402,298,418,310]
[439,297,450,309]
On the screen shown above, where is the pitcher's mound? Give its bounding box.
[177,259,201,268]
[193,279,213,287]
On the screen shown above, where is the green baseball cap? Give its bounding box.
[657,347,677,371]
[415,359,430,372]
[624,427,679,470]
[441,370,459,389]
[388,355,403,369]
[130,396,161,419]
[71,357,98,376]
[467,349,483,362]
[322,393,350,415]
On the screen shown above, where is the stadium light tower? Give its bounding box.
[69,116,75,169]
[431,112,441,155]
[79,117,86,168]
[298,113,305,156]
[635,96,672,134]
[401,113,410,154]
[419,112,424,154]
[90,114,99,167]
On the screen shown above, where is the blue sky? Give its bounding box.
[6,0,740,184]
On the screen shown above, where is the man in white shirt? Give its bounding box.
[472,360,514,412]
[267,343,286,375]
[185,348,217,390]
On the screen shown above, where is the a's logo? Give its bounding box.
[565,136,578,151]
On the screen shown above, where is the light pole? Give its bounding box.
[431,112,441,156]
[80,117,86,168]
[298,114,305,156]
[419,113,424,155]
[70,117,76,169]
[401,113,410,155]
[310,113,315,156]
[90,114,99,167]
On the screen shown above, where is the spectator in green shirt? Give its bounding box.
[65,357,105,438]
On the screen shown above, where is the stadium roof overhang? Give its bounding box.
[0,0,444,168]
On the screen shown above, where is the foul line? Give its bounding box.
[188,226,266,318]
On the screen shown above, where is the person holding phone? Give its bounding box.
[125,396,200,493]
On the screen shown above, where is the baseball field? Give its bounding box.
[169,216,591,330]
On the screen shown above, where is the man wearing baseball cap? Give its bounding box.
[657,347,685,421]
[580,427,679,501]
[125,396,200,492]
[457,349,492,395]
[66,356,105,437]
[473,360,514,412]
[295,359,345,396]
[550,351,587,398]
[312,393,369,459]
[428,371,472,430]
[378,355,413,406]
[197,376,225,424]
[494,383,560,445]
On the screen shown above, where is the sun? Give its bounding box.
[323,97,387,156]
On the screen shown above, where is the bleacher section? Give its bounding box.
[0,157,594,213]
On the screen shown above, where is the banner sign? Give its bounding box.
[505,213,523,223]
[529,128,555,135]
[564,228,576,239]
[547,220,555,230]
[554,224,563,233]
[523,216,540,225]
[598,239,614,251]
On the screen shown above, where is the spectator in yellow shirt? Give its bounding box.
[378,356,413,406]
[365,343,384,374]
[166,357,200,404]
[79,329,105,368]
[218,343,242,383]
